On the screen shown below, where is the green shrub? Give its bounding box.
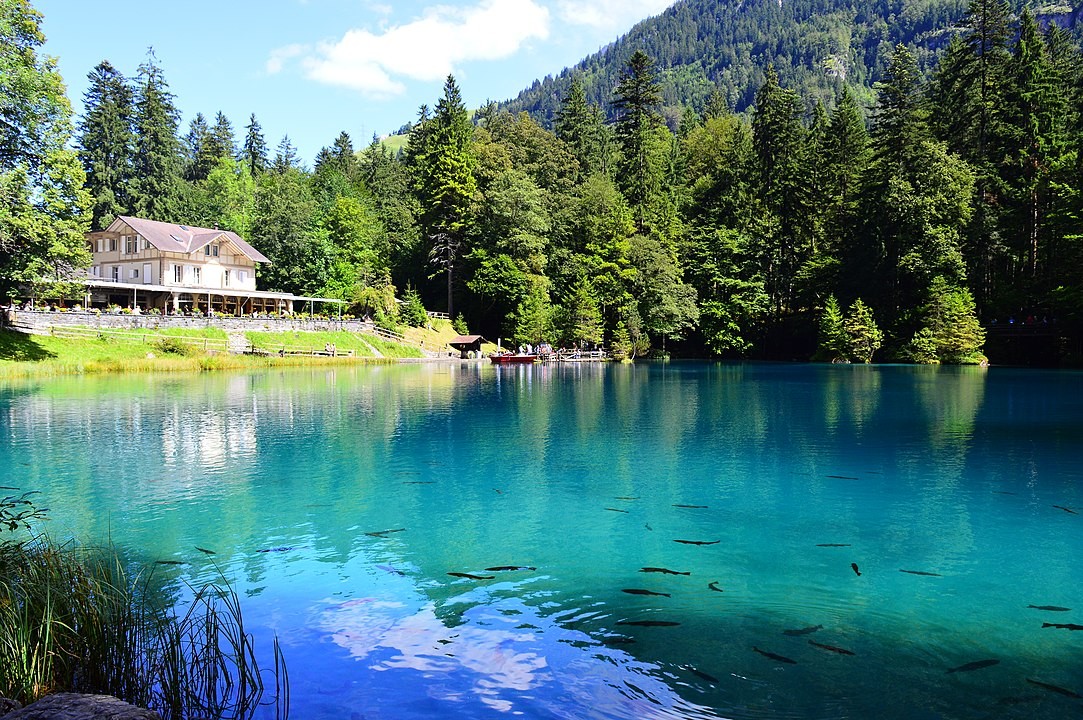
[154,337,193,356]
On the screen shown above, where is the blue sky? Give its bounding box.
[37,0,674,166]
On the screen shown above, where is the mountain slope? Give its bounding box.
[500,0,1080,126]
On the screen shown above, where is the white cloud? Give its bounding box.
[272,0,550,98]
[555,0,674,30]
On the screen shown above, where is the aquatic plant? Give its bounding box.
[0,493,287,719]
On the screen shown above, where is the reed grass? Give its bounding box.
[0,536,287,719]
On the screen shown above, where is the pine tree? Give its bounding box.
[183,112,211,182]
[206,111,236,164]
[131,49,182,221]
[414,76,477,316]
[843,299,883,363]
[612,50,664,230]
[272,135,299,173]
[77,60,135,230]
[242,113,268,176]
[555,76,597,179]
[813,295,848,362]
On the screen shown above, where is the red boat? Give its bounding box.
[489,353,538,364]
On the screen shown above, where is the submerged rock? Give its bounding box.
[1,693,160,720]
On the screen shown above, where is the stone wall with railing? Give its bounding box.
[6,309,376,335]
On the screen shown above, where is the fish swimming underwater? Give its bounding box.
[640,567,690,576]
[365,528,406,537]
[1027,604,1071,612]
[946,659,999,674]
[682,665,719,683]
[616,620,681,627]
[154,560,185,565]
[485,565,536,572]
[707,581,724,592]
[622,588,671,597]
[899,569,942,577]
[605,507,630,513]
[447,572,495,580]
[783,624,823,636]
[1052,505,1077,514]
[257,546,293,553]
[1026,678,1083,698]
[674,539,720,546]
[808,640,854,655]
[826,475,860,480]
[851,563,861,576]
[817,543,851,547]
[753,646,797,664]
[195,546,216,555]
[673,504,708,509]
[1042,622,1083,630]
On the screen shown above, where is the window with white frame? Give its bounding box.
[108,237,117,252]
[130,267,139,279]
[92,266,100,277]
[212,245,219,257]
[111,266,119,281]
[192,266,201,284]
[224,270,231,287]
[125,236,136,254]
[238,270,247,283]
[173,264,182,283]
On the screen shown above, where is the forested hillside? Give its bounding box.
[7,0,1083,364]
[500,0,1081,128]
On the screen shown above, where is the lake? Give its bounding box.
[3,362,1081,719]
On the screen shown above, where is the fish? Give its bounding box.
[640,567,690,576]
[154,560,185,565]
[195,546,216,555]
[485,565,536,572]
[1027,605,1071,612]
[993,491,1018,495]
[851,563,861,576]
[376,564,405,576]
[644,523,653,531]
[614,496,640,501]
[808,640,854,655]
[365,528,406,537]
[707,581,724,592]
[602,636,637,645]
[447,572,495,580]
[673,504,708,509]
[493,489,504,494]
[783,624,823,636]
[674,539,720,546]
[946,659,999,674]
[826,475,860,480]
[683,665,719,683]
[1052,505,1078,514]
[402,481,435,485]
[899,569,942,577]
[817,543,851,547]
[622,588,671,597]
[1026,678,1083,699]
[257,546,293,553]
[1041,622,1083,631]
[752,646,797,664]
[605,507,630,513]
[616,620,681,627]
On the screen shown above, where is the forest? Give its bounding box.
[5,0,1083,362]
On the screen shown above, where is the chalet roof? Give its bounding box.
[105,216,271,264]
[448,335,487,348]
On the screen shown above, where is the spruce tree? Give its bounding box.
[612,50,664,230]
[272,135,299,173]
[77,60,135,230]
[844,299,883,363]
[131,49,182,221]
[242,113,268,176]
[206,111,236,164]
[555,76,598,179]
[813,295,847,362]
[183,112,211,182]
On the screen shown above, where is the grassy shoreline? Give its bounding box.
[0,328,417,379]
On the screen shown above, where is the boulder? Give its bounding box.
[0,693,160,720]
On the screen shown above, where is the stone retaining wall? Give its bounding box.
[8,310,374,335]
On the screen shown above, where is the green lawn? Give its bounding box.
[244,329,421,358]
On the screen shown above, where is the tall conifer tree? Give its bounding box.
[242,113,268,176]
[77,60,134,230]
[131,49,182,221]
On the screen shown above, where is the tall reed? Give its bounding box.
[0,536,287,719]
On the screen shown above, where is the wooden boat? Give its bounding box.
[489,353,538,364]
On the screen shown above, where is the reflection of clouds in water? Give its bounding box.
[318,597,718,719]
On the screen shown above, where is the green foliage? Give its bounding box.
[77,60,134,230]
[400,285,428,327]
[814,295,848,362]
[452,312,468,335]
[843,299,884,363]
[130,49,182,221]
[0,0,92,301]
[903,277,987,363]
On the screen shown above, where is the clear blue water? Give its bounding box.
[2,362,1082,719]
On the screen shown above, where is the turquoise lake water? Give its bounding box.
[2,362,1082,719]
